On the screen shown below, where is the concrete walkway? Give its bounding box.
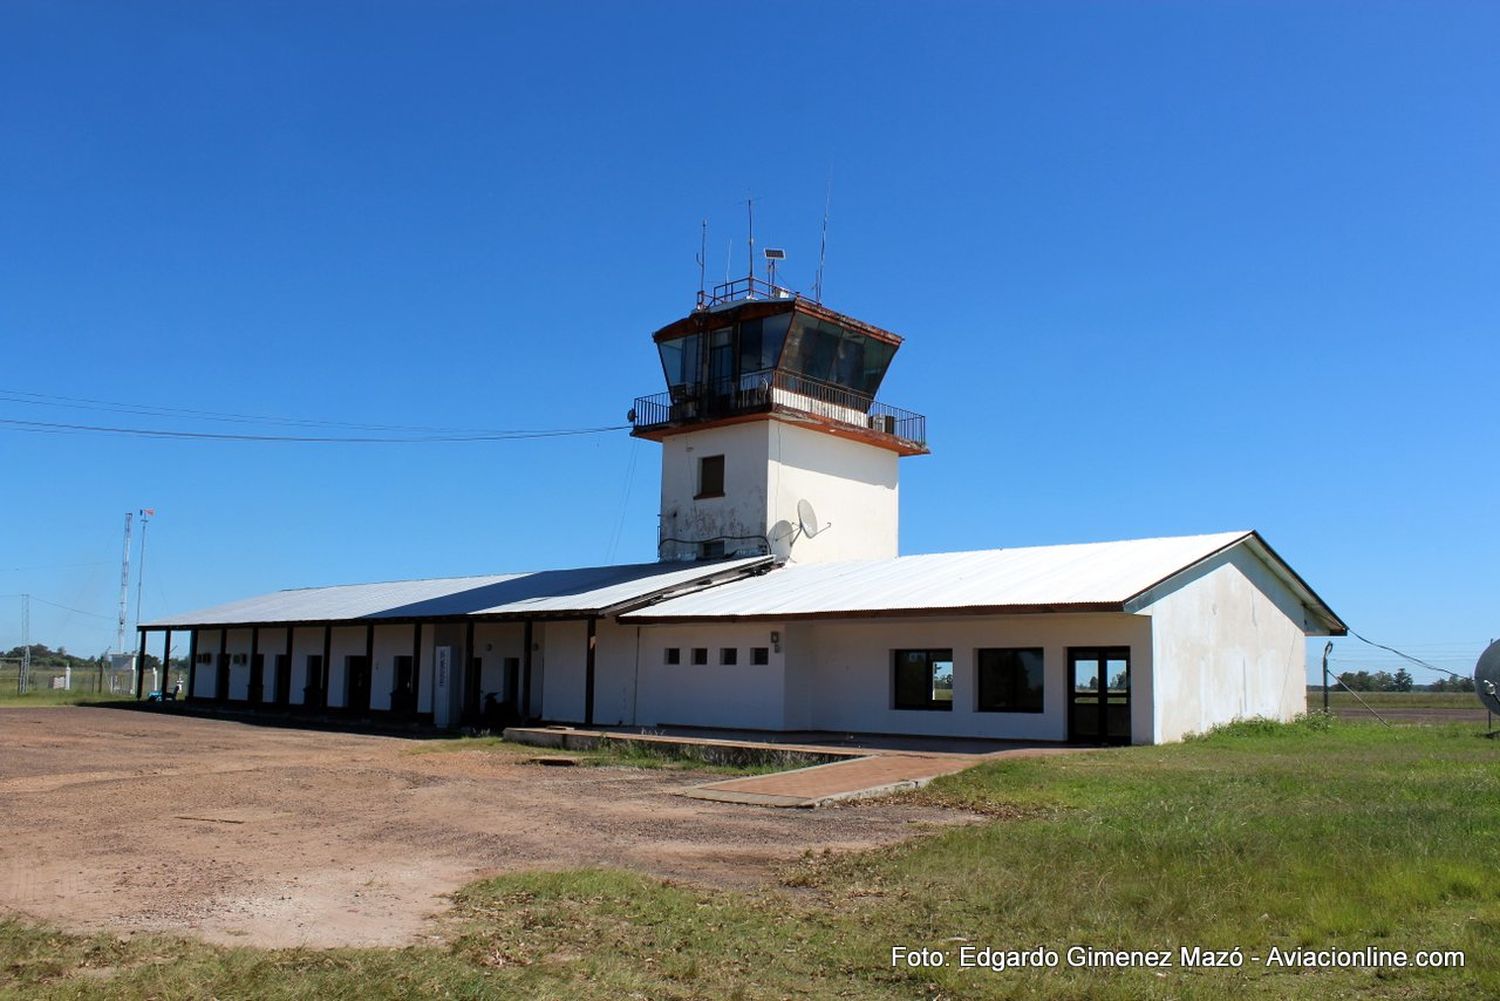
[503,725,1091,809]
[681,752,978,808]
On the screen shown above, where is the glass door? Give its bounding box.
[1068,648,1131,744]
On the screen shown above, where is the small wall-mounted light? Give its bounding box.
[771,630,781,653]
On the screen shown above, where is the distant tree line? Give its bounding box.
[2,644,188,672]
[1333,668,1475,693]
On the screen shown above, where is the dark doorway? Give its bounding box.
[345,655,372,713]
[248,654,264,705]
[390,655,415,715]
[273,653,291,705]
[302,654,324,708]
[215,654,231,702]
[1068,647,1131,744]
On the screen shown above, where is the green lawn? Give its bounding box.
[2,717,1495,999]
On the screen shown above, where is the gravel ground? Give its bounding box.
[0,707,970,948]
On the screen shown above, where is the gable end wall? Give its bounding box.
[1143,545,1310,742]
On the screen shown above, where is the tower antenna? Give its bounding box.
[133,508,153,636]
[815,173,831,303]
[746,197,755,287]
[116,511,132,656]
[696,219,707,301]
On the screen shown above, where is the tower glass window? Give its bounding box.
[658,334,701,392]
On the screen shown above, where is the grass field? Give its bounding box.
[2,716,1495,999]
[1311,690,1481,710]
[0,688,110,708]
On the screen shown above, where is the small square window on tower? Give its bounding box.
[664,647,681,665]
[720,647,738,666]
[696,454,725,498]
[691,647,709,666]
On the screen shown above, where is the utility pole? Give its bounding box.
[1322,640,1333,714]
[19,594,30,695]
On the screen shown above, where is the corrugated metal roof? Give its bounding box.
[145,556,772,628]
[620,531,1344,634]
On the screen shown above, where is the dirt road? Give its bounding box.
[0,707,968,949]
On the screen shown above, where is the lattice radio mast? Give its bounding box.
[116,511,132,656]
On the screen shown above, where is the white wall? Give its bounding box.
[369,624,419,711]
[288,626,323,705]
[791,613,1154,742]
[190,629,221,699]
[539,620,588,723]
[634,622,788,729]
[325,626,364,708]
[656,418,900,564]
[769,420,899,564]
[256,627,289,702]
[1143,546,1311,742]
[658,421,770,560]
[222,628,253,700]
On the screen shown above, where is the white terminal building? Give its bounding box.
[144,276,1344,744]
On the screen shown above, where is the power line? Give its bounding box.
[0,560,113,573]
[0,387,612,436]
[0,416,628,444]
[1346,630,1473,681]
[0,593,113,620]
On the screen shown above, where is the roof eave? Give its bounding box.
[1119,530,1347,636]
[622,601,1127,625]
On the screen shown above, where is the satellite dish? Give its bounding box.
[796,499,820,539]
[1475,640,1500,715]
[768,519,796,561]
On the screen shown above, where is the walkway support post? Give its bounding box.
[320,625,332,710]
[584,616,597,727]
[521,619,533,720]
[134,628,147,699]
[186,629,198,701]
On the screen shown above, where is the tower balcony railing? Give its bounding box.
[630,370,927,448]
[696,275,798,310]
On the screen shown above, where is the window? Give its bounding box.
[691,647,708,666]
[976,648,1045,713]
[697,454,724,498]
[751,647,769,665]
[657,334,700,389]
[720,647,737,666]
[664,647,681,665]
[893,649,954,711]
[699,539,726,559]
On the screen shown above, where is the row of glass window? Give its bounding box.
[894,648,1045,713]
[664,646,771,667]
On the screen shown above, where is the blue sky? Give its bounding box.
[1,2,1495,682]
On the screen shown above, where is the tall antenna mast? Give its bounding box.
[746,197,755,286]
[815,174,831,303]
[696,219,707,299]
[116,511,132,655]
[133,509,153,636]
